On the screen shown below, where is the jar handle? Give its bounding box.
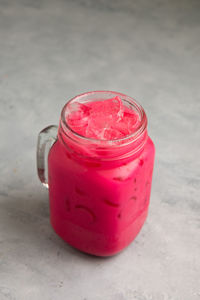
[37,125,58,189]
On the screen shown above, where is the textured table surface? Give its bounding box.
[0,0,200,299]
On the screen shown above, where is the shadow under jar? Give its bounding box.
[37,91,155,256]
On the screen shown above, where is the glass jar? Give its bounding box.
[37,91,155,256]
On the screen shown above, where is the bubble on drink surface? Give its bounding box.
[66,96,139,140]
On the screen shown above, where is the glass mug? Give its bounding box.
[37,91,155,256]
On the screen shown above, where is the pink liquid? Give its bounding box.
[48,96,155,256]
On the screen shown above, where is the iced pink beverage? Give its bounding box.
[47,91,155,256]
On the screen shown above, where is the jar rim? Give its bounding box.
[60,90,147,146]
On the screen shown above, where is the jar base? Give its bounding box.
[50,209,148,257]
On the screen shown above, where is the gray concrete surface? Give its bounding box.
[0,0,200,299]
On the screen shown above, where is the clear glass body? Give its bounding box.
[47,91,155,256]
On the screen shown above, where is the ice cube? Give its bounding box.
[66,96,139,140]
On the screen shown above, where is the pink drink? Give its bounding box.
[48,91,155,256]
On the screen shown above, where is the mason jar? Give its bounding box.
[37,91,155,256]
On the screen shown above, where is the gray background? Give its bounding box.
[0,0,200,299]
